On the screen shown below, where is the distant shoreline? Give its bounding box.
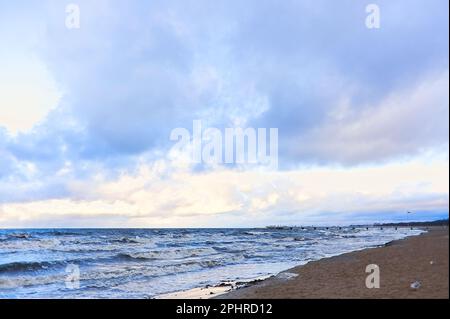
[216,226,449,299]
[265,219,449,229]
[377,219,449,227]
[1,219,448,230]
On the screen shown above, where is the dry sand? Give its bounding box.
[217,227,449,299]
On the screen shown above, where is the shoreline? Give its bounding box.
[215,226,448,299]
[154,278,269,299]
[155,227,445,299]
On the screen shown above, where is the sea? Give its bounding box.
[0,227,424,298]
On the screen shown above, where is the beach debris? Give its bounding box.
[276,272,299,280]
[430,261,434,265]
[410,281,421,289]
[217,281,234,287]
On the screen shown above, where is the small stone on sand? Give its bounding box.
[410,281,421,289]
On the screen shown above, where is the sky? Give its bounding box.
[0,0,448,227]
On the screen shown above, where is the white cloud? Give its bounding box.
[0,54,61,134]
[1,155,447,227]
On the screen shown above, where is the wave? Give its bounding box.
[0,238,61,251]
[116,252,158,261]
[8,233,31,239]
[212,246,244,254]
[0,274,65,289]
[0,255,107,274]
[110,237,141,244]
[243,231,259,236]
[166,254,245,271]
[0,261,62,273]
[293,237,311,241]
[43,230,80,236]
[115,247,218,261]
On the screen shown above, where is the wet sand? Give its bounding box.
[217,227,449,299]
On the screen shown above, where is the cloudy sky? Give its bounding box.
[0,0,448,227]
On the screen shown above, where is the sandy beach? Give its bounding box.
[217,227,449,299]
